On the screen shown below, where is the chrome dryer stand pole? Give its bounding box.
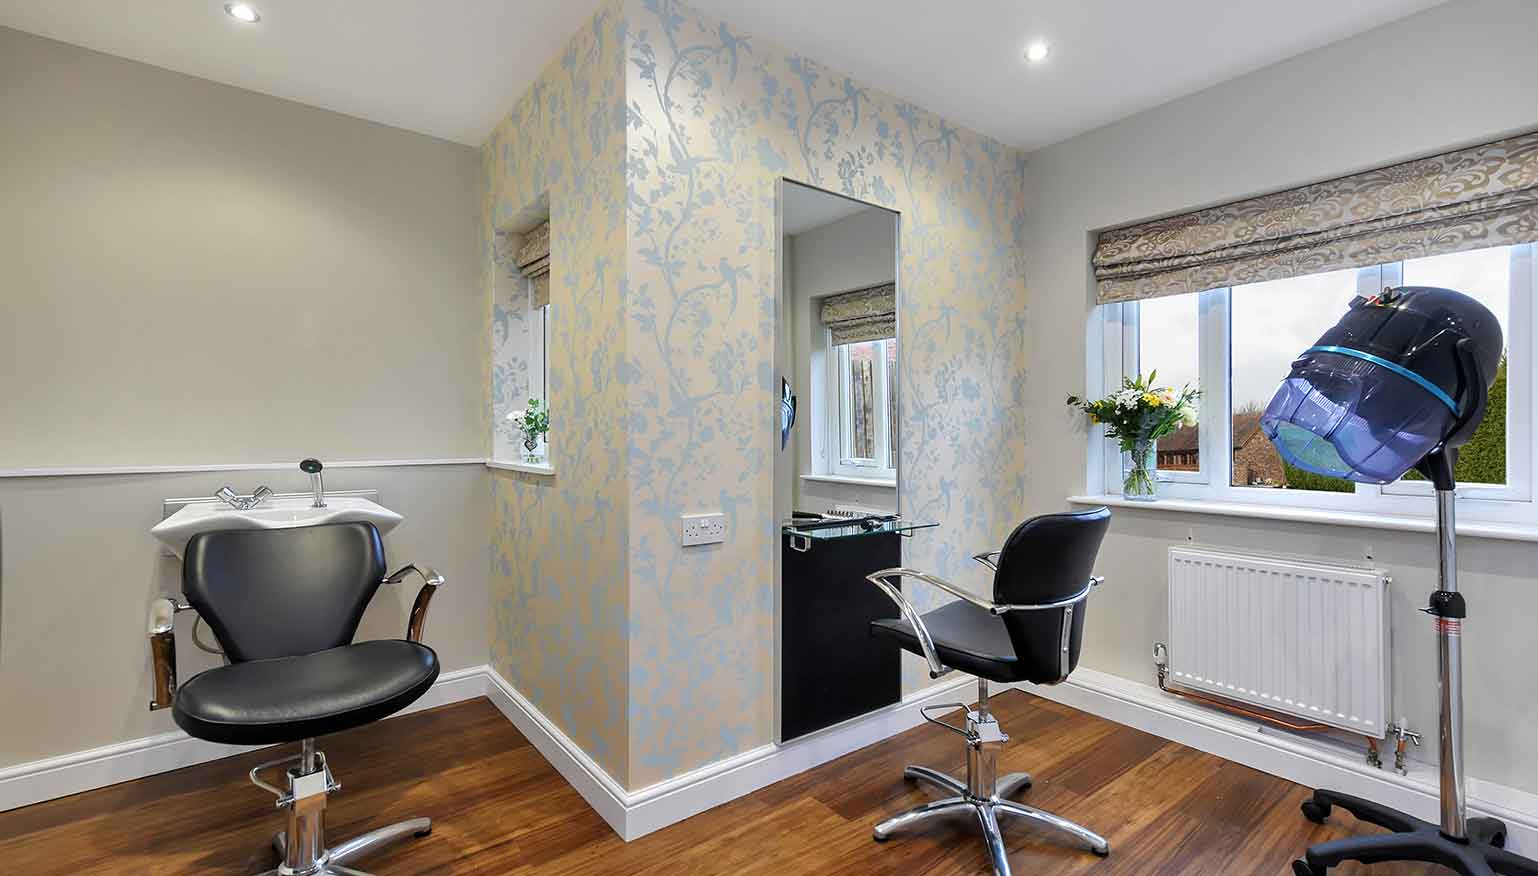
[1433,487,1467,839]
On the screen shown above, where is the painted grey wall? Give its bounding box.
[0,30,489,769]
[0,26,483,467]
[1025,0,1538,793]
[786,207,899,513]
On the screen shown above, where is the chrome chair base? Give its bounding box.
[267,819,432,876]
[249,740,432,876]
[873,682,1108,876]
[874,768,1109,876]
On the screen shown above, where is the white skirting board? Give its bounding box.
[481,666,978,841]
[489,664,1538,850]
[8,662,1538,857]
[1016,667,1538,854]
[0,665,488,813]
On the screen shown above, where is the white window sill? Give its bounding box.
[1068,494,1538,543]
[488,459,554,477]
[801,473,897,489]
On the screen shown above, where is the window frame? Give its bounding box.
[822,333,898,483]
[525,278,550,458]
[1095,243,1536,524]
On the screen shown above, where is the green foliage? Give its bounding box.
[1281,460,1356,493]
[1403,357,1506,485]
[508,398,550,441]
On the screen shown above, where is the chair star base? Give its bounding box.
[251,740,431,876]
[872,682,1108,876]
[1293,789,1538,876]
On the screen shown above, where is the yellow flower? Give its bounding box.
[1144,393,1162,407]
[1088,413,1100,424]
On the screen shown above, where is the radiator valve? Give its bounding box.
[1390,721,1421,776]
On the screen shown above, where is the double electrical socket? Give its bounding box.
[679,512,727,546]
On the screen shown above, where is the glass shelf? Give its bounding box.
[782,516,937,542]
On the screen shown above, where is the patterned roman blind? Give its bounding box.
[819,283,896,345]
[516,221,551,309]
[1092,130,1538,304]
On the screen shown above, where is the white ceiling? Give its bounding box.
[691,0,1447,151]
[0,0,600,147]
[782,182,880,235]
[0,0,1446,150]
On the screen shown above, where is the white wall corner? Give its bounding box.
[483,666,976,840]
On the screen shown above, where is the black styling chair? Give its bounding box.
[866,507,1112,876]
[147,522,444,876]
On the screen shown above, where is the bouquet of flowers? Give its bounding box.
[1067,372,1199,499]
[506,398,550,462]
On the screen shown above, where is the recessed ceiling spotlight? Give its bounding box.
[225,3,260,23]
[1024,41,1050,63]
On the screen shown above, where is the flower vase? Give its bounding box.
[523,436,543,465]
[1123,440,1157,501]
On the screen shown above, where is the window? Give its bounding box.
[521,273,552,461]
[491,220,553,465]
[528,295,549,405]
[832,336,898,480]
[1102,243,1535,522]
[1136,292,1201,478]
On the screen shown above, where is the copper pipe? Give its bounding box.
[1152,650,1385,766]
[1156,666,1331,733]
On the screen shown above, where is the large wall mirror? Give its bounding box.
[775,180,901,521]
[774,180,905,743]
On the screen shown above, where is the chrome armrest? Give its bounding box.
[991,576,1104,613]
[865,567,994,678]
[384,564,445,643]
[864,569,1106,677]
[147,596,190,711]
[972,550,1002,571]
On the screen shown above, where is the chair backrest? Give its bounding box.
[183,522,386,663]
[991,507,1111,685]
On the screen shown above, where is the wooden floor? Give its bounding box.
[0,690,1441,875]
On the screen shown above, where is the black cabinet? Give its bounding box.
[779,519,920,741]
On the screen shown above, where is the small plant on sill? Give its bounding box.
[506,399,550,464]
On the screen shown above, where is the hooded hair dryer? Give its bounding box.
[1277,288,1535,876]
[1260,286,1502,487]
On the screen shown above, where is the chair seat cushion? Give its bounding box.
[172,640,439,745]
[871,599,1028,683]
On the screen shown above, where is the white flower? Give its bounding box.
[1176,401,1198,428]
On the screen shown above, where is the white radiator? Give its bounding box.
[1166,546,1390,737]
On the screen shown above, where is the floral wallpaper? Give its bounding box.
[483,0,632,782]
[484,0,1028,792]
[621,0,1028,786]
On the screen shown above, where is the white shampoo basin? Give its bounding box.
[152,495,403,558]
